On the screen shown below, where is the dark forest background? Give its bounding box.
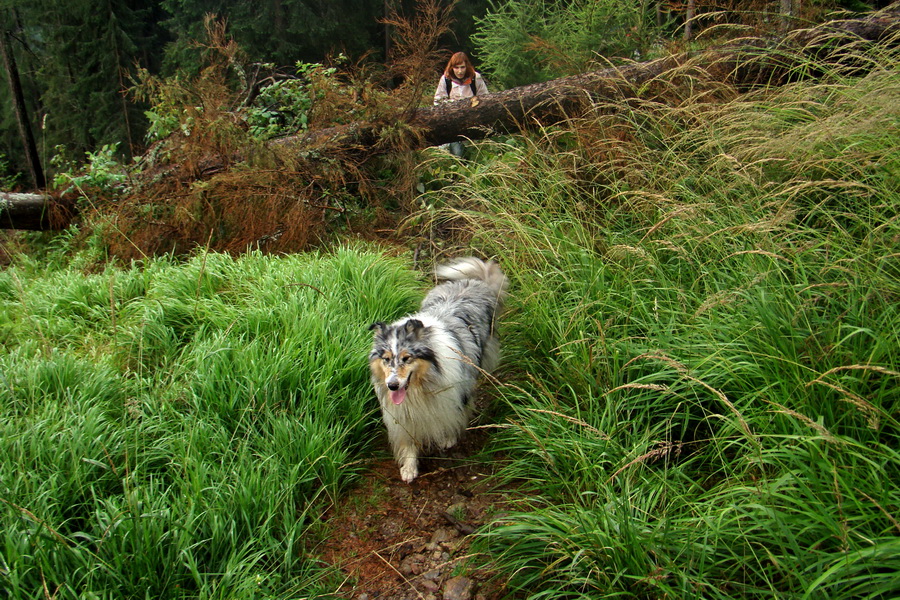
[0,0,489,181]
[0,0,890,188]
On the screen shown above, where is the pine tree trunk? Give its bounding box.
[684,0,696,41]
[781,0,794,33]
[0,25,45,189]
[0,192,74,229]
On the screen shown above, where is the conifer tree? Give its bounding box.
[0,11,44,188]
[0,0,167,177]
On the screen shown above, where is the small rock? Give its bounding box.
[378,518,403,539]
[421,579,440,592]
[358,595,369,600]
[443,575,474,600]
[423,568,441,581]
[446,503,468,521]
[443,504,476,535]
[430,527,456,545]
[399,553,426,576]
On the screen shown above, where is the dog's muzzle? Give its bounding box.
[386,374,408,405]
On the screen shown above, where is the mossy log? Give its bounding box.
[0,192,75,231]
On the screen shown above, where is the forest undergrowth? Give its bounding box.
[1,21,899,600]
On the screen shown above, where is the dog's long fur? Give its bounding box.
[369,257,508,483]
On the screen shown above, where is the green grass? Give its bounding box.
[3,33,900,600]
[414,47,900,599]
[0,247,422,598]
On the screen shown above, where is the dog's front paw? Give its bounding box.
[399,460,419,483]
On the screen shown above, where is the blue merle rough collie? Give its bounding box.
[369,257,508,483]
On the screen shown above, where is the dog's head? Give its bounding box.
[369,319,439,405]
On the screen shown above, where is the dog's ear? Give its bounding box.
[403,319,425,338]
[369,322,387,336]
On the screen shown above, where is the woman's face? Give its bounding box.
[452,63,467,79]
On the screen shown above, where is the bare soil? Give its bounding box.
[318,428,516,600]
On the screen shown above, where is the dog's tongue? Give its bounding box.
[390,388,407,405]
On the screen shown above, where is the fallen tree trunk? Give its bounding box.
[279,4,900,152]
[3,4,899,231]
[0,192,75,230]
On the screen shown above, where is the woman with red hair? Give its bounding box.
[433,52,488,156]
[433,51,488,104]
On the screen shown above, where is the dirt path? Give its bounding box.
[318,429,514,600]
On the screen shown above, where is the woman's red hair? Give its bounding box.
[443,52,475,81]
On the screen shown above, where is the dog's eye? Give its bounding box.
[382,357,390,364]
[401,355,411,363]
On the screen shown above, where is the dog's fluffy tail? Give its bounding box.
[435,257,508,298]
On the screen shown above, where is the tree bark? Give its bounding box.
[0,192,74,230]
[684,0,696,41]
[0,24,45,189]
[781,0,794,33]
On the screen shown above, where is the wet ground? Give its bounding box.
[318,428,516,600]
